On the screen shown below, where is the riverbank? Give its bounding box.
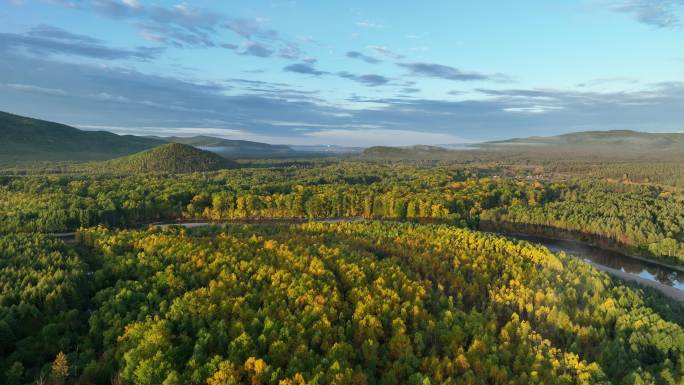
[584,261,684,302]
[480,220,684,273]
[499,231,684,302]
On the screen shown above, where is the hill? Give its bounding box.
[359,131,684,162]
[483,130,684,157]
[0,111,164,163]
[96,143,238,173]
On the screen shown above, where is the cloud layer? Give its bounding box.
[2,1,682,146]
[0,25,163,60]
[607,0,683,28]
[2,50,682,145]
[398,62,510,82]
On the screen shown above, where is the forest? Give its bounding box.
[2,161,684,384]
[3,222,684,385]
[1,162,683,263]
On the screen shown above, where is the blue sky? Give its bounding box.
[0,0,683,145]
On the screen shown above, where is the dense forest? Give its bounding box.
[2,222,684,384]
[2,160,684,384]
[1,162,683,263]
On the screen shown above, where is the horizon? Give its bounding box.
[1,1,683,146]
[11,109,684,149]
[66,122,684,148]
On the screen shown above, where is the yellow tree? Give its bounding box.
[51,352,69,385]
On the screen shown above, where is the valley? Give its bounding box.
[3,114,684,385]
[3,2,682,383]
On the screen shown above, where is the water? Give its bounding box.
[506,233,684,291]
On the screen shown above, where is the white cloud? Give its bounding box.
[503,106,565,114]
[5,83,67,95]
[75,125,473,147]
[94,92,129,102]
[367,45,403,59]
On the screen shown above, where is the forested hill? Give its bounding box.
[0,111,165,163]
[94,143,238,173]
[360,131,684,162]
[484,130,684,154]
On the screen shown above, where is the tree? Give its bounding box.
[6,361,23,385]
[51,352,69,385]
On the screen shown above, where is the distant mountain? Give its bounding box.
[156,136,296,158]
[0,111,310,164]
[359,130,684,162]
[0,111,164,163]
[95,143,238,173]
[484,130,684,154]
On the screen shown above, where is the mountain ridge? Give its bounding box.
[485,129,684,147]
[0,111,298,163]
[0,111,165,162]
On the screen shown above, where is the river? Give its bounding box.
[504,233,684,301]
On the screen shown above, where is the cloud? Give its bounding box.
[49,1,307,59]
[5,83,67,96]
[224,18,278,40]
[605,0,683,28]
[2,50,683,144]
[400,87,421,94]
[224,78,321,101]
[503,106,565,114]
[224,19,256,38]
[222,41,284,58]
[338,72,390,86]
[283,62,327,76]
[241,42,274,57]
[0,27,164,60]
[346,51,380,64]
[50,0,222,47]
[98,1,222,47]
[575,77,640,87]
[135,22,216,48]
[398,62,509,82]
[474,88,560,98]
[93,92,129,102]
[279,44,301,60]
[367,45,404,60]
[223,17,303,60]
[27,24,100,44]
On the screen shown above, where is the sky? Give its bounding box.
[0,0,683,146]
